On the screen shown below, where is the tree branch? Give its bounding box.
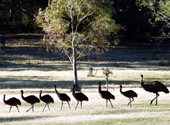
[79,11,95,23]
[77,36,89,45]
[63,48,73,65]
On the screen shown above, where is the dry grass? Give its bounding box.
[1,87,170,125]
[1,60,170,124]
[1,38,170,124]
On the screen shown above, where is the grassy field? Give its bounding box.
[1,36,170,124]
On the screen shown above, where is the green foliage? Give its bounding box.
[0,0,48,33]
[36,0,121,60]
[137,0,170,38]
[101,68,113,78]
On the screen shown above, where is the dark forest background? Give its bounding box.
[0,0,169,44]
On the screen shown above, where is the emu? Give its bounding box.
[140,74,169,105]
[120,85,137,107]
[3,94,21,113]
[39,90,54,111]
[98,81,115,108]
[72,84,88,109]
[53,85,71,110]
[21,90,40,112]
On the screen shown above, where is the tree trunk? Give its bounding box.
[72,33,79,90]
[73,46,78,87]
[106,77,108,91]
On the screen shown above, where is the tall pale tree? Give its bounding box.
[36,0,121,87]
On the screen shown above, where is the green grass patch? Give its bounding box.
[78,117,170,125]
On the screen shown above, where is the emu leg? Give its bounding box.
[32,105,34,112]
[16,105,20,112]
[150,93,159,105]
[61,101,63,110]
[109,99,113,108]
[26,105,34,112]
[80,101,82,109]
[47,104,50,110]
[156,93,159,105]
[42,104,47,112]
[127,98,131,107]
[67,101,71,109]
[127,98,134,107]
[75,101,79,109]
[9,106,12,113]
[106,100,108,108]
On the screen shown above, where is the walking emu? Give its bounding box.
[140,74,169,105]
[98,81,115,108]
[53,85,71,109]
[3,94,21,113]
[72,84,88,109]
[39,90,54,111]
[21,90,40,112]
[120,85,137,107]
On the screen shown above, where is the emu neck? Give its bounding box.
[98,84,102,93]
[140,77,145,88]
[39,91,42,99]
[55,88,59,95]
[21,92,25,100]
[3,95,6,103]
[120,87,123,94]
[72,87,76,96]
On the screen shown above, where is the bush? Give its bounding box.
[158,60,169,66]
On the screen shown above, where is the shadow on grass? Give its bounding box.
[0,115,56,123]
[0,77,134,89]
[1,76,170,90]
[0,62,72,71]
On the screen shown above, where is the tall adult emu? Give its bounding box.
[3,94,21,113]
[39,90,54,111]
[21,90,40,112]
[53,85,71,110]
[120,85,137,107]
[72,84,88,109]
[98,81,115,108]
[140,74,169,105]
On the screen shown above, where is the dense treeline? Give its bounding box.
[0,0,48,33]
[0,0,170,41]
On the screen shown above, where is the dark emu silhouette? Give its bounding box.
[72,84,88,109]
[98,81,115,108]
[53,85,71,110]
[120,85,137,107]
[21,90,40,112]
[140,74,169,105]
[3,94,21,113]
[39,90,54,111]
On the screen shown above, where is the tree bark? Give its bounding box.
[73,45,78,87]
[72,33,79,90]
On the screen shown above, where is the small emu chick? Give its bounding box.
[53,85,71,110]
[39,90,54,111]
[21,90,40,112]
[72,84,88,109]
[3,94,21,113]
[120,85,137,107]
[98,81,115,108]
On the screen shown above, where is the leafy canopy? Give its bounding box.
[138,0,170,37]
[36,0,121,61]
